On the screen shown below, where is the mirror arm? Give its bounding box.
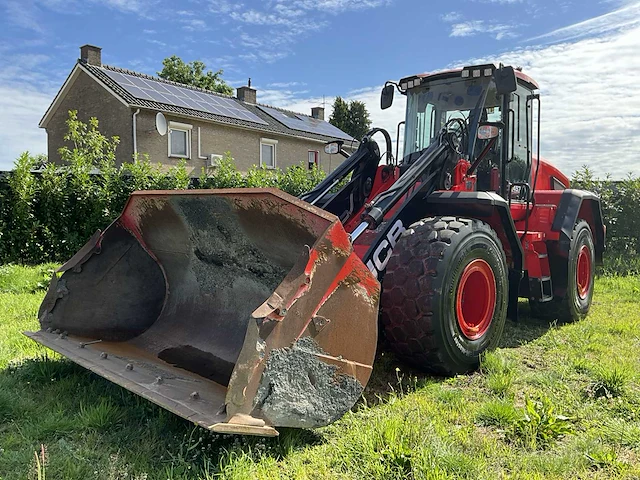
[385,80,403,94]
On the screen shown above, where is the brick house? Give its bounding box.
[40,45,355,175]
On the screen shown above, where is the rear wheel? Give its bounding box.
[530,220,595,322]
[380,216,508,375]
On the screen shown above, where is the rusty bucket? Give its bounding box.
[25,188,379,436]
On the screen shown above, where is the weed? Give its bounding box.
[1,266,640,479]
[486,372,514,396]
[600,419,640,448]
[77,399,123,431]
[587,364,630,399]
[585,447,624,473]
[29,445,47,480]
[481,351,515,396]
[477,399,519,428]
[507,396,575,450]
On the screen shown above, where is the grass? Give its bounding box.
[0,266,639,479]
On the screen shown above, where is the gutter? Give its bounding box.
[132,108,140,159]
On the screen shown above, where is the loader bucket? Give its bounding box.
[26,188,379,436]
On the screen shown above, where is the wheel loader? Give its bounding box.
[26,64,605,437]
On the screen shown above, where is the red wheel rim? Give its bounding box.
[456,259,496,340]
[576,245,591,300]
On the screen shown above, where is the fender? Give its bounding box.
[551,189,605,265]
[363,190,524,320]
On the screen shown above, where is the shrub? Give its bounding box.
[572,166,640,275]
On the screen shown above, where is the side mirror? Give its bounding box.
[494,66,517,95]
[380,84,394,110]
[324,142,340,155]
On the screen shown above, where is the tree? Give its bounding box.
[329,97,372,140]
[329,97,350,133]
[347,100,372,141]
[158,55,233,95]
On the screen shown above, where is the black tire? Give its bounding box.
[530,220,595,322]
[380,216,508,375]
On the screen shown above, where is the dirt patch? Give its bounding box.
[173,196,287,293]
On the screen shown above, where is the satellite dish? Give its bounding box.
[155,112,167,136]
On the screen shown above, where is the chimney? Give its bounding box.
[311,107,324,121]
[237,78,257,104]
[80,45,102,66]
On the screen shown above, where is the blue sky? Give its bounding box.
[1,0,639,177]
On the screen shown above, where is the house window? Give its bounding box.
[168,121,192,158]
[260,138,277,169]
[308,150,319,170]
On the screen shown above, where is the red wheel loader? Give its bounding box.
[26,64,605,436]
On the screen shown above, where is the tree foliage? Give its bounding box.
[329,97,372,140]
[158,55,233,95]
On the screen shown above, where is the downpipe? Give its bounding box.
[132,108,140,159]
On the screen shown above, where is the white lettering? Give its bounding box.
[387,220,406,248]
[366,260,378,278]
[373,239,390,271]
[367,220,407,276]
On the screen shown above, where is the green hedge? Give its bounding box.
[0,112,326,265]
[1,112,638,274]
[571,167,640,275]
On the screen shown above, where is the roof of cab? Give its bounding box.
[399,66,539,90]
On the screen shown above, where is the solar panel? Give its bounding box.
[103,70,268,125]
[257,106,353,141]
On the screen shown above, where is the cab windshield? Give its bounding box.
[403,76,501,161]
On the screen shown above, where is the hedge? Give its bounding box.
[0,112,326,265]
[0,112,638,274]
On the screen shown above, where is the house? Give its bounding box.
[40,45,356,175]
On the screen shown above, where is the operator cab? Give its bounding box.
[385,64,540,200]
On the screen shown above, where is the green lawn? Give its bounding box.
[1,264,639,479]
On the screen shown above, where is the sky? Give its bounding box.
[1,0,639,178]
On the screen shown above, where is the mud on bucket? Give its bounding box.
[27,188,380,436]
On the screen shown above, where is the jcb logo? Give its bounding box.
[366,220,406,278]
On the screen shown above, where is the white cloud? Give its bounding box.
[209,0,392,64]
[268,81,307,88]
[181,18,207,32]
[0,85,50,170]
[450,20,519,40]
[146,38,166,47]
[261,12,640,178]
[441,11,462,22]
[467,25,640,177]
[528,1,640,42]
[3,1,45,33]
[100,0,149,14]
[283,0,393,14]
[208,0,242,14]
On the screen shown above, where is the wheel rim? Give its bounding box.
[576,245,592,300]
[456,259,496,340]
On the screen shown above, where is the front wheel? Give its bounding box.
[380,216,508,375]
[530,219,595,322]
